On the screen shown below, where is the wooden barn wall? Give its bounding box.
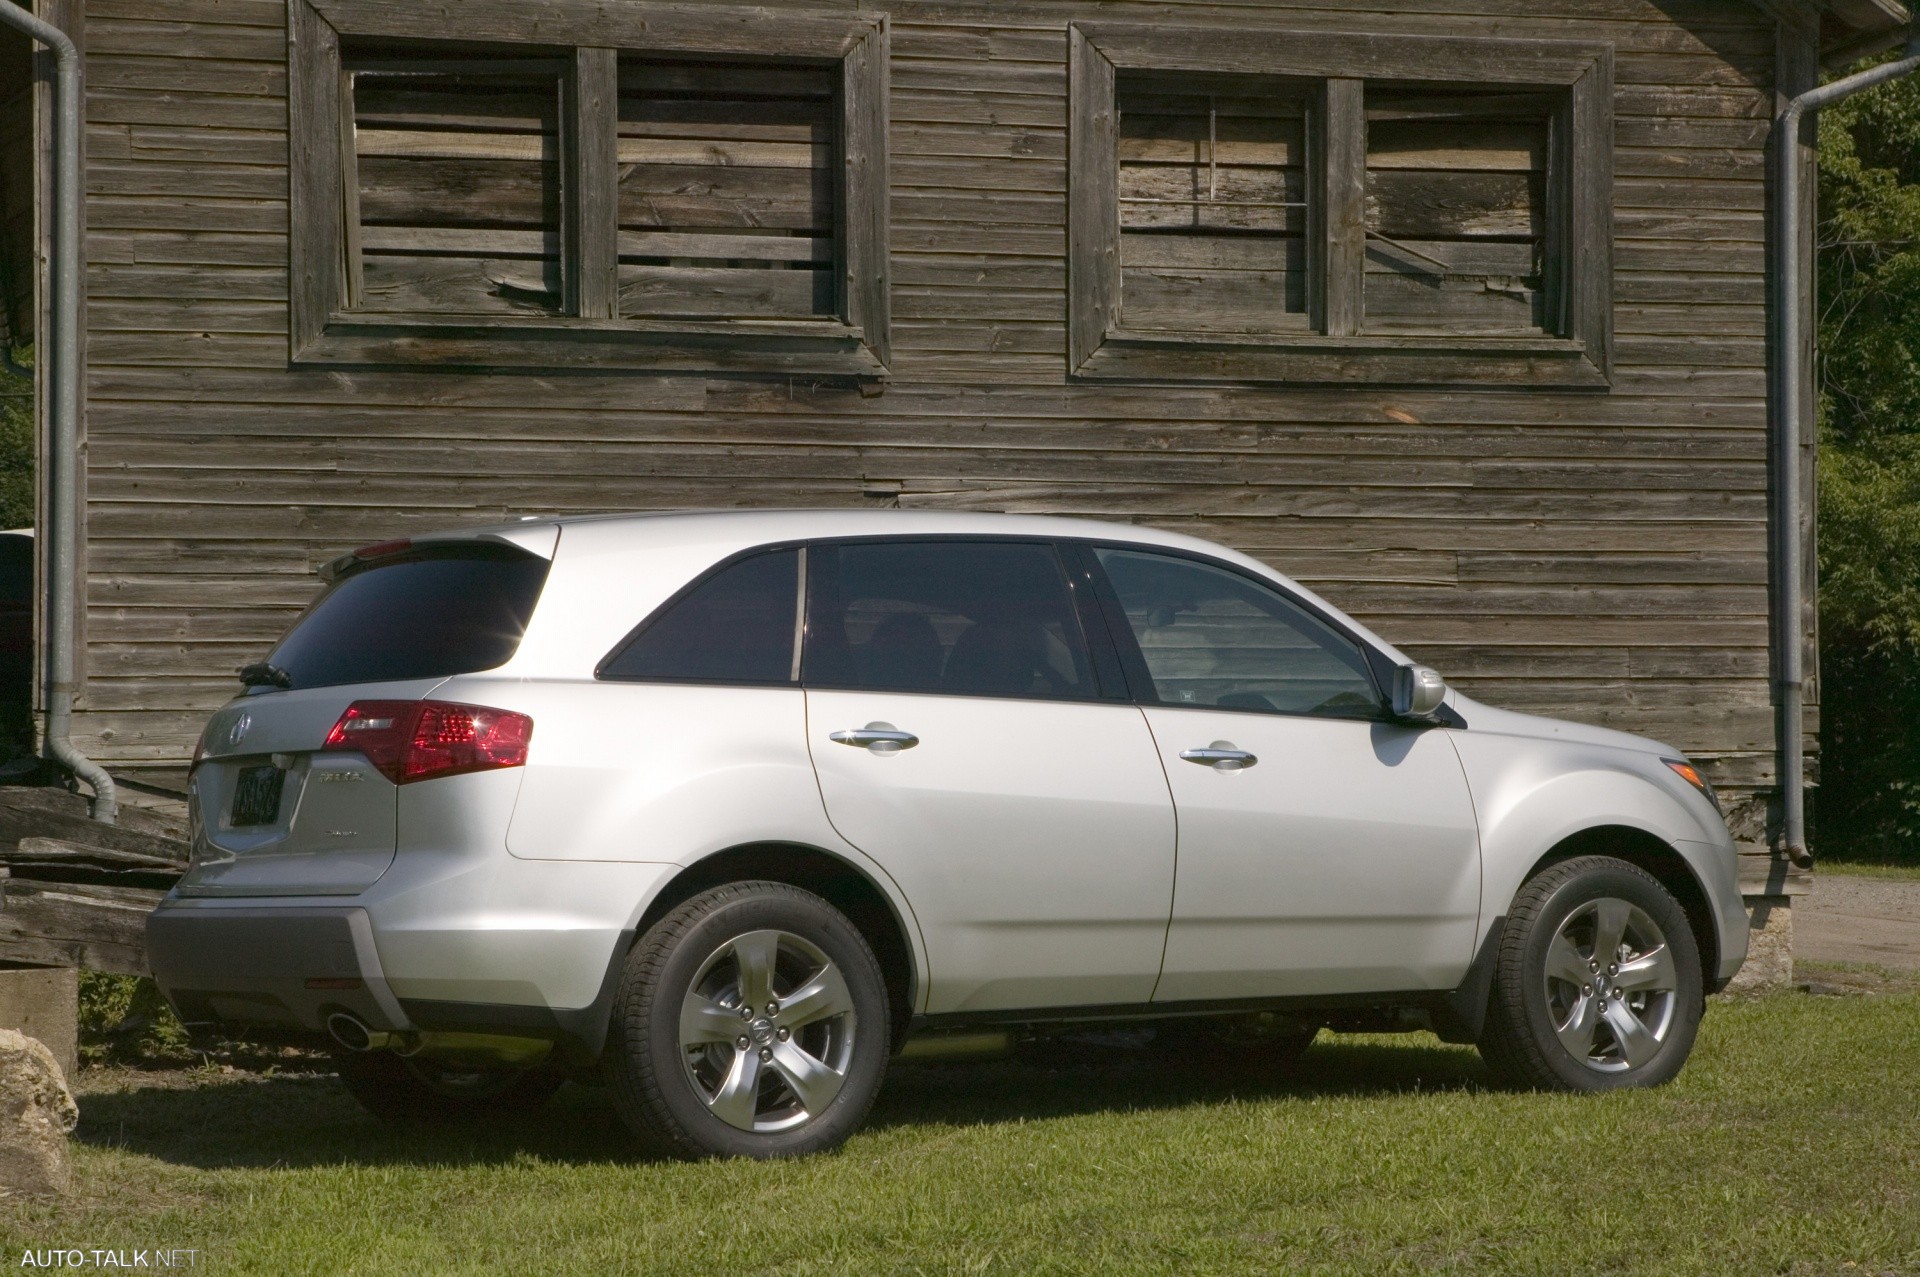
[71,0,1788,844]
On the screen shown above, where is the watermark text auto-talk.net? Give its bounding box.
[16,1251,202,1269]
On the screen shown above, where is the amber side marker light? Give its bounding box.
[1664,759,1721,813]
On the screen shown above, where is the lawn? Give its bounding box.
[6,977,1919,1276]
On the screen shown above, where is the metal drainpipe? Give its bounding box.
[1775,30,1920,870]
[0,0,115,822]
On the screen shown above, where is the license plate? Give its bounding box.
[229,764,286,827]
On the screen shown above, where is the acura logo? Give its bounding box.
[226,714,252,747]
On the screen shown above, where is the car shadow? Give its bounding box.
[73,1034,1491,1171]
[868,1033,1488,1133]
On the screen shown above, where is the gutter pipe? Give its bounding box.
[1774,29,1920,870]
[0,0,115,822]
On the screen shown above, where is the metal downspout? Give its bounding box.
[1,0,115,822]
[1775,30,1920,869]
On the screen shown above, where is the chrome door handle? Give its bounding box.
[1181,741,1257,771]
[830,722,919,754]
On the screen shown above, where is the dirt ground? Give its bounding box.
[1796,874,1920,972]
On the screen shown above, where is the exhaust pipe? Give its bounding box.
[325,1012,553,1068]
[326,1012,396,1053]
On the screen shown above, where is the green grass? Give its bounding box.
[7,988,1920,1276]
[1815,859,1920,882]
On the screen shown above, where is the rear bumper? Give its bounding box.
[147,856,680,1057]
[148,906,410,1035]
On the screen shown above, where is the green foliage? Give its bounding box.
[77,970,194,1067]
[1816,73,1920,864]
[0,343,31,530]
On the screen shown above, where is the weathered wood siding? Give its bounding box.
[70,0,1795,862]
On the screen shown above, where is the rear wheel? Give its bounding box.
[1479,855,1703,1091]
[605,881,890,1160]
[335,1051,565,1124]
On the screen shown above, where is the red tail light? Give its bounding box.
[323,700,532,785]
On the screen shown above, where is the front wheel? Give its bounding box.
[605,881,891,1159]
[1478,855,1704,1092]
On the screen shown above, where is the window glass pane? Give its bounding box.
[603,549,798,683]
[1365,88,1552,336]
[1095,549,1379,718]
[1117,71,1310,335]
[616,57,839,320]
[268,546,549,690]
[805,543,1094,700]
[348,50,564,316]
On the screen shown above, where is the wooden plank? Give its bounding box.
[1066,24,1117,372]
[1122,262,1309,334]
[0,793,190,865]
[314,0,874,61]
[1366,120,1547,172]
[841,16,891,365]
[618,264,831,318]
[9,837,186,871]
[1077,24,1610,87]
[287,0,341,359]
[1319,78,1366,338]
[1119,165,1306,232]
[1365,273,1542,333]
[617,162,831,229]
[361,254,563,316]
[0,878,160,977]
[1120,231,1306,272]
[618,230,829,263]
[566,48,620,321]
[1366,169,1543,239]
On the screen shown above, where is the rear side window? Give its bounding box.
[600,549,800,684]
[803,541,1095,700]
[267,545,549,689]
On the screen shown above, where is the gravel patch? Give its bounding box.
[1796,874,1920,970]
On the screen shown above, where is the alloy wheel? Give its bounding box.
[1542,896,1680,1073]
[678,928,858,1132]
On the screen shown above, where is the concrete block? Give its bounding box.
[1722,895,1793,994]
[0,965,79,1078]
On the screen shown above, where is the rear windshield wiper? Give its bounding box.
[238,662,293,689]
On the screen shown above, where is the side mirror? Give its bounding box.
[1392,664,1448,720]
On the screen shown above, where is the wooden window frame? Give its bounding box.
[1069,24,1613,388]
[289,0,889,377]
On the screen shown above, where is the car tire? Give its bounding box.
[335,1051,566,1124]
[1478,855,1704,1092]
[605,880,891,1160]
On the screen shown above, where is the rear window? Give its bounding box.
[265,545,550,689]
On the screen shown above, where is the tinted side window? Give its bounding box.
[267,546,549,690]
[1095,548,1380,718]
[601,550,799,684]
[804,542,1095,700]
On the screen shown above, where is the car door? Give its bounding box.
[1086,545,1481,1003]
[803,539,1177,1014]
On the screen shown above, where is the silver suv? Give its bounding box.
[149,510,1748,1159]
